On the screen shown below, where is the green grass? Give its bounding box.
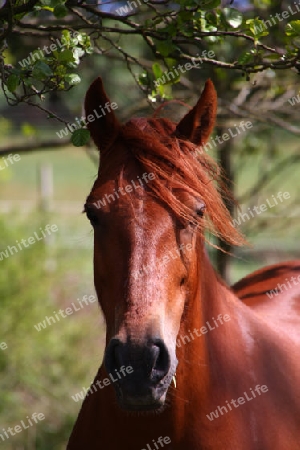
[0,212,103,449]
[0,146,97,202]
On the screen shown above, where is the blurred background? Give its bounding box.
[1,0,300,448]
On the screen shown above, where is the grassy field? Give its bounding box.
[0,145,97,202]
[0,145,101,449]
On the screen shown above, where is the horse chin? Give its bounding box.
[117,398,166,413]
[114,385,169,413]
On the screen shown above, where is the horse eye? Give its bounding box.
[187,205,205,228]
[87,212,99,227]
[84,207,99,227]
[196,205,205,218]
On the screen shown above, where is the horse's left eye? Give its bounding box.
[187,205,205,228]
[196,205,205,218]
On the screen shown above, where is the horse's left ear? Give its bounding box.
[175,79,217,146]
[85,77,121,152]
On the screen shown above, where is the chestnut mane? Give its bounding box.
[117,116,246,247]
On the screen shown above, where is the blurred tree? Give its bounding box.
[0,1,300,135]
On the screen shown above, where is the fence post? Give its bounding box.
[38,163,53,213]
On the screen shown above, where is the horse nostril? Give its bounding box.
[104,339,123,375]
[114,344,123,367]
[151,340,170,380]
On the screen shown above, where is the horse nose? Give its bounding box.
[104,338,170,383]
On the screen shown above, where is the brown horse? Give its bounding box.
[67,77,300,450]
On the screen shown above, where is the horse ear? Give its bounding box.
[85,77,121,152]
[175,79,217,146]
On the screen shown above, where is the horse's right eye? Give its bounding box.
[84,206,99,227]
[87,212,98,227]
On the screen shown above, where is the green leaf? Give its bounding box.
[150,82,172,100]
[163,23,177,37]
[195,0,221,10]
[264,53,283,62]
[246,19,269,38]
[286,20,300,37]
[163,69,181,85]
[23,78,33,87]
[156,40,176,57]
[55,64,67,76]
[53,4,68,18]
[65,74,81,85]
[205,11,219,27]
[159,84,172,99]
[6,74,19,92]
[152,61,181,87]
[237,51,254,65]
[71,129,90,147]
[182,28,194,37]
[222,8,243,29]
[152,62,164,79]
[165,58,178,69]
[61,29,71,46]
[32,61,53,79]
[56,49,75,63]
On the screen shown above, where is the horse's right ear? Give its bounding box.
[175,79,217,146]
[85,77,121,152]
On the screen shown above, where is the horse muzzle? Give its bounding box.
[104,337,177,411]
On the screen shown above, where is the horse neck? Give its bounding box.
[178,246,232,342]
[175,246,245,399]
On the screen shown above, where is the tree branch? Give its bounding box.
[0,139,70,157]
[0,0,39,19]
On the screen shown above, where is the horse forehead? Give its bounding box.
[114,196,175,249]
[90,179,172,223]
[127,117,175,134]
[124,193,172,224]
[128,117,148,131]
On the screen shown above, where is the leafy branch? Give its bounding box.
[1,0,300,145]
